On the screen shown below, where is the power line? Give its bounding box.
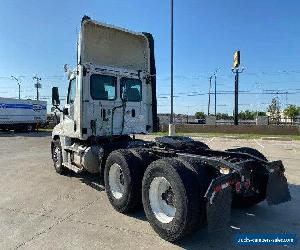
[157,90,300,98]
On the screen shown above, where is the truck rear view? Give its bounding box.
[51,16,291,242]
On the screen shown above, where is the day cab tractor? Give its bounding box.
[51,16,291,242]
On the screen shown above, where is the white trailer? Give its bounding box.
[0,97,47,131]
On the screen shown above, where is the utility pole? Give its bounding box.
[169,0,175,136]
[231,51,244,125]
[11,76,21,99]
[170,0,174,124]
[213,68,219,116]
[186,105,190,124]
[214,74,217,116]
[33,76,42,100]
[207,76,213,115]
[208,68,219,116]
[232,69,244,125]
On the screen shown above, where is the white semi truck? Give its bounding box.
[0,97,47,131]
[51,16,291,242]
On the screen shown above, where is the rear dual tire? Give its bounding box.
[104,150,144,213]
[227,147,267,161]
[105,150,209,242]
[228,147,268,208]
[142,158,205,242]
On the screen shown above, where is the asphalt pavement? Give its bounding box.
[0,132,299,249]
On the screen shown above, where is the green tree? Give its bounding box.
[283,105,299,121]
[216,113,233,120]
[195,111,206,119]
[239,110,255,120]
[267,98,281,123]
[257,111,266,116]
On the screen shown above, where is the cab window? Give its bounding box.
[67,79,76,104]
[90,74,116,100]
[120,78,142,102]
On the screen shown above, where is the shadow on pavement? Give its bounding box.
[176,184,299,249]
[65,171,105,192]
[52,163,300,248]
[0,131,51,137]
[65,170,148,221]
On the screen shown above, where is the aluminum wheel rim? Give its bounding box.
[149,177,176,224]
[109,163,125,199]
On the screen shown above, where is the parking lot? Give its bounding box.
[0,132,299,249]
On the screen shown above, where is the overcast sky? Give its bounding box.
[0,0,300,115]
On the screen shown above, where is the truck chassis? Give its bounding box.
[51,135,291,242]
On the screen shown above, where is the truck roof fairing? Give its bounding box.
[78,17,151,72]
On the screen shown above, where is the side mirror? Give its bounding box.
[63,107,69,116]
[52,87,60,106]
[63,64,69,73]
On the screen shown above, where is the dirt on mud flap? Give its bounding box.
[266,160,291,205]
[205,172,238,232]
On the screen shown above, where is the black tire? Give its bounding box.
[155,136,209,150]
[27,124,35,132]
[14,126,25,133]
[104,149,143,213]
[192,140,210,150]
[51,138,66,174]
[227,147,268,208]
[129,148,156,170]
[227,147,267,161]
[178,157,217,227]
[232,190,267,209]
[142,158,202,242]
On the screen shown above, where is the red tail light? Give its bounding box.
[235,182,241,193]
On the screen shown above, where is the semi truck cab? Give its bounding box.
[52,16,157,141]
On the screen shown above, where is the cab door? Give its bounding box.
[63,78,77,137]
[120,77,144,134]
[89,74,119,136]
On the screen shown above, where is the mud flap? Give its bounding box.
[266,167,291,205]
[206,186,232,232]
